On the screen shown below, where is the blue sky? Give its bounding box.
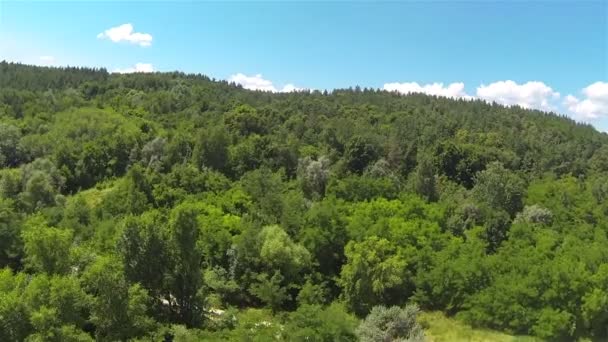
[1,1,607,129]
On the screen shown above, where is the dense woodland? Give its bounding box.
[1,61,608,341]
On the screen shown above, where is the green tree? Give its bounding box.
[299,198,349,282]
[22,274,91,341]
[344,136,378,174]
[101,164,153,216]
[169,203,205,327]
[513,204,553,226]
[117,211,171,311]
[224,104,267,136]
[249,272,288,313]
[0,123,24,167]
[139,136,167,172]
[258,225,310,279]
[297,156,330,199]
[21,159,65,193]
[339,237,407,316]
[413,228,489,313]
[434,142,485,188]
[240,168,285,223]
[22,218,72,274]
[327,175,399,202]
[0,168,21,200]
[356,305,425,342]
[62,195,92,238]
[0,269,32,341]
[19,172,58,211]
[82,256,154,341]
[412,154,438,202]
[472,162,525,217]
[192,125,230,172]
[285,303,358,342]
[0,198,22,268]
[297,279,328,306]
[581,264,608,339]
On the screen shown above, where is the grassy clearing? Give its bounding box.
[76,179,118,207]
[419,311,539,342]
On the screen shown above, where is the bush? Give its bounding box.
[357,304,425,342]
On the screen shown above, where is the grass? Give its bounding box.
[419,311,540,342]
[76,179,118,207]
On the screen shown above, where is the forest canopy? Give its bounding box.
[1,61,607,341]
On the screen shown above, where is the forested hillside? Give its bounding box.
[1,61,608,341]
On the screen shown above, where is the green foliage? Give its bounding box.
[339,237,407,316]
[258,225,310,278]
[297,156,330,199]
[357,304,425,342]
[434,142,485,188]
[169,202,206,327]
[30,107,145,191]
[0,269,93,342]
[22,217,73,274]
[418,311,539,342]
[472,162,526,217]
[298,198,349,281]
[327,175,399,202]
[62,195,92,238]
[414,228,489,314]
[412,153,438,202]
[225,308,283,341]
[0,123,24,168]
[82,256,155,341]
[225,104,267,137]
[2,63,608,340]
[117,211,171,309]
[193,125,230,172]
[344,136,379,174]
[138,136,167,172]
[285,303,358,341]
[25,322,94,342]
[0,168,21,200]
[197,205,240,269]
[0,198,22,268]
[513,204,553,226]
[203,267,239,308]
[240,167,286,223]
[296,279,328,306]
[20,172,58,211]
[249,271,289,313]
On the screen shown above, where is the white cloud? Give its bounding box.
[229,73,276,92]
[38,56,55,65]
[476,80,560,111]
[564,82,608,120]
[97,23,152,47]
[113,63,154,74]
[383,82,472,99]
[281,84,303,92]
[228,73,302,93]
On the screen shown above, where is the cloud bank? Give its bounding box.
[97,24,153,47]
[383,80,564,112]
[113,63,154,74]
[476,80,560,111]
[564,82,608,120]
[38,56,55,65]
[229,73,302,93]
[227,75,606,121]
[383,82,471,99]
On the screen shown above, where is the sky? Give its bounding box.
[1,1,607,129]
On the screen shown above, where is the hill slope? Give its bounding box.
[0,62,607,341]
